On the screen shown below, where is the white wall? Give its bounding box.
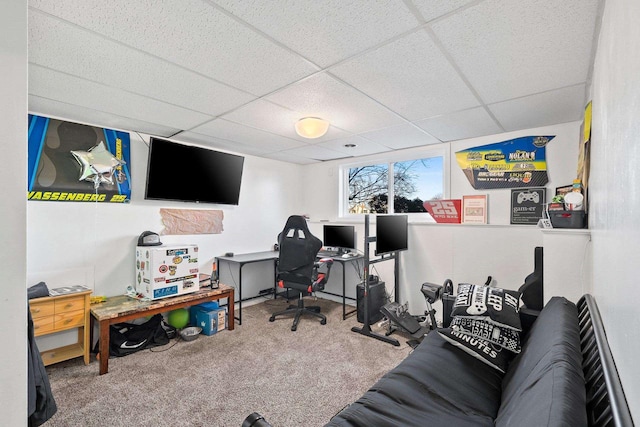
[1,1,28,425]
[26,131,303,297]
[590,0,640,420]
[304,122,582,316]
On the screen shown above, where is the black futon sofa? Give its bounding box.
[325,295,633,427]
[243,294,632,427]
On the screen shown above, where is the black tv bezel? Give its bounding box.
[375,214,408,256]
[144,137,244,205]
[323,225,356,252]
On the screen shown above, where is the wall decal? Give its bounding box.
[27,114,131,202]
[160,209,224,235]
[455,136,553,190]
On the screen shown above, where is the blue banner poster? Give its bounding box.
[27,114,131,203]
[455,136,554,190]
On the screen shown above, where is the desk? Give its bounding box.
[216,251,279,325]
[90,285,234,375]
[316,255,363,320]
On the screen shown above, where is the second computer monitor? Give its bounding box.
[323,225,356,254]
[375,215,408,256]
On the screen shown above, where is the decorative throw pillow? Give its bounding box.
[451,283,522,331]
[438,327,512,373]
[450,316,521,353]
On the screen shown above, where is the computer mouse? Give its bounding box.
[341,253,351,258]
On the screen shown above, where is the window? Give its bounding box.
[342,149,447,217]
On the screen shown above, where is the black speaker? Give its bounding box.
[357,281,386,324]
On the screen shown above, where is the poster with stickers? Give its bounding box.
[27,114,131,203]
[455,136,553,190]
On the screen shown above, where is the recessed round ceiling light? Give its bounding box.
[295,117,329,139]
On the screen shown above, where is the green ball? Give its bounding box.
[167,308,189,329]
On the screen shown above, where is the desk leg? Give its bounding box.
[342,262,346,320]
[99,319,110,375]
[227,289,235,331]
[237,264,243,325]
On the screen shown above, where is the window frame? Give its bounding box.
[339,145,450,222]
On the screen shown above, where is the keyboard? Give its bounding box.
[317,250,339,258]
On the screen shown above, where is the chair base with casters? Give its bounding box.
[269,292,326,331]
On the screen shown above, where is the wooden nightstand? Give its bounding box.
[29,289,92,366]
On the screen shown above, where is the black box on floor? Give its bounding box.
[356,281,386,325]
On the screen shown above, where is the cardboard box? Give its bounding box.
[195,307,227,336]
[135,245,199,300]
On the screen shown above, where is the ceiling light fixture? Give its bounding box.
[344,143,357,148]
[295,117,329,139]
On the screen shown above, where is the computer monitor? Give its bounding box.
[323,225,356,254]
[375,215,408,256]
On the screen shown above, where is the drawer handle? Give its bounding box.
[34,325,40,330]
[64,319,73,324]
[33,308,41,313]
[65,303,74,308]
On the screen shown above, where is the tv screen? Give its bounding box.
[375,215,408,255]
[323,225,356,252]
[145,138,244,205]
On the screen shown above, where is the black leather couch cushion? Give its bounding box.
[326,331,503,426]
[495,297,587,427]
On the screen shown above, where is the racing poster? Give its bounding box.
[27,114,131,203]
[455,136,553,190]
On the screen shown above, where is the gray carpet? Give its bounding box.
[44,297,414,427]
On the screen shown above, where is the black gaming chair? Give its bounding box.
[269,216,334,331]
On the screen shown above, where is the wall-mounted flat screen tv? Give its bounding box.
[375,215,408,256]
[145,137,244,205]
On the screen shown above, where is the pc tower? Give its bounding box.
[356,280,386,325]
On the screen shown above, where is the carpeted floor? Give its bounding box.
[43,297,414,427]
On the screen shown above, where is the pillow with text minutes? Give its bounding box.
[438,328,512,373]
[451,283,522,331]
[450,316,521,353]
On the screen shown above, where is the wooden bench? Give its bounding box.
[90,284,234,375]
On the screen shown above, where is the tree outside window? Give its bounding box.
[347,156,444,215]
[348,164,388,213]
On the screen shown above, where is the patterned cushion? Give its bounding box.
[451,283,522,331]
[450,317,521,353]
[438,328,513,373]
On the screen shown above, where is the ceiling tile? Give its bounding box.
[414,107,503,141]
[411,0,477,22]
[331,30,480,121]
[431,0,600,103]
[29,96,180,138]
[190,118,307,152]
[177,131,272,157]
[212,0,420,67]
[29,65,214,130]
[262,151,319,165]
[489,85,586,132]
[28,11,256,117]
[317,135,391,157]
[220,99,350,142]
[266,72,405,133]
[276,144,349,162]
[30,0,317,95]
[359,123,440,149]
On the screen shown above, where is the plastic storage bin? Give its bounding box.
[549,210,587,228]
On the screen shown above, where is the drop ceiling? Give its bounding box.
[27,0,603,164]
